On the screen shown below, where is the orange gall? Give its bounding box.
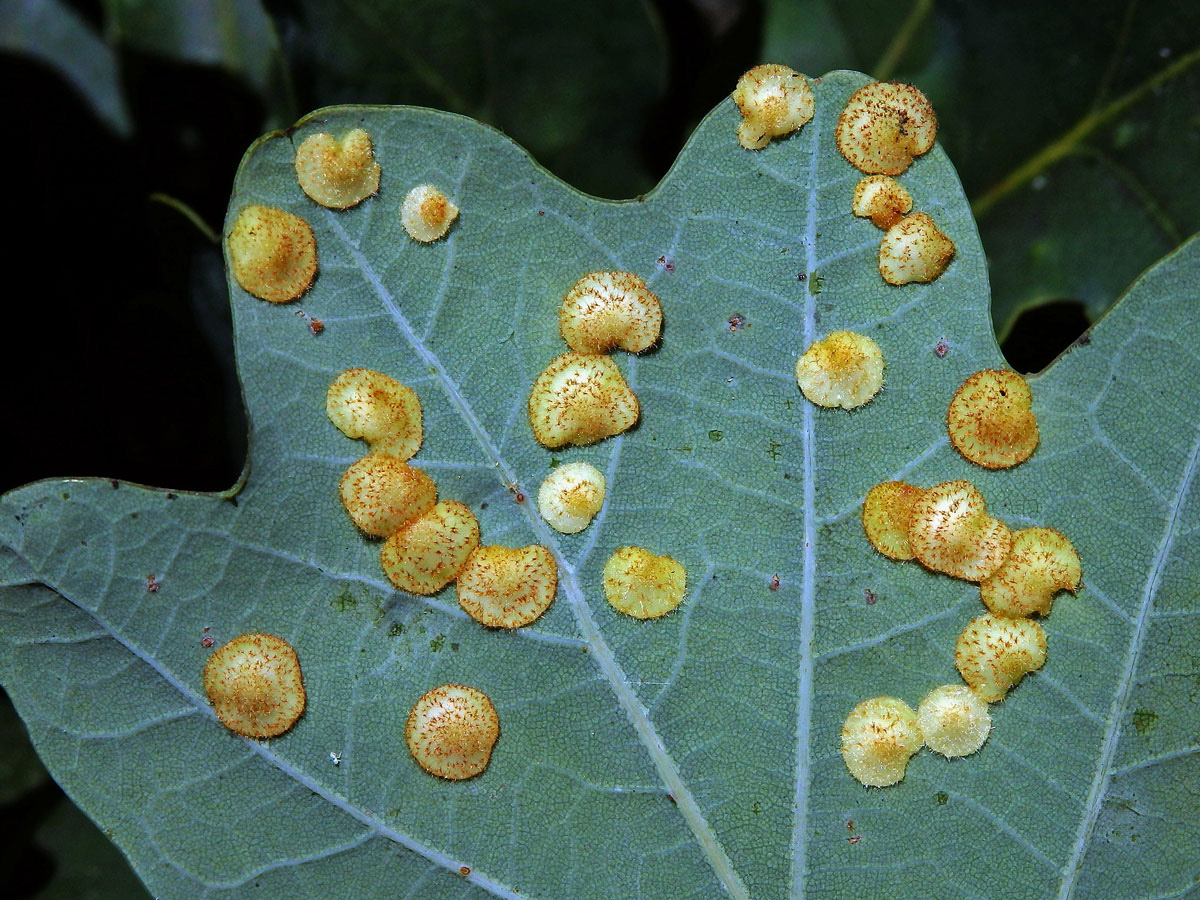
[203,633,305,739]
[338,455,436,538]
[980,527,1081,618]
[852,175,913,230]
[835,81,937,175]
[861,480,927,560]
[381,501,480,595]
[947,369,1039,469]
[227,205,317,303]
[456,545,558,629]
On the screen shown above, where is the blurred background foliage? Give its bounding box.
[1,0,1196,894]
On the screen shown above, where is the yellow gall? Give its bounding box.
[980,527,1081,618]
[406,683,499,780]
[326,368,423,462]
[861,480,927,560]
[381,501,480,595]
[795,330,885,409]
[456,545,558,629]
[338,455,436,538]
[537,461,606,534]
[955,613,1047,702]
[840,696,922,788]
[852,175,913,230]
[835,81,937,175]
[528,351,640,448]
[559,271,662,354]
[947,369,1039,469]
[878,212,955,285]
[602,546,687,619]
[227,205,317,303]
[293,128,380,209]
[203,633,305,739]
[731,63,815,150]
[908,480,1013,582]
[400,184,459,242]
[916,684,991,758]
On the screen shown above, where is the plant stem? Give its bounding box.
[872,0,933,81]
[972,44,1200,218]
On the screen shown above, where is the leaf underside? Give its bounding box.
[1,71,1197,900]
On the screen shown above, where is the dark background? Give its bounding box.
[1,0,1195,895]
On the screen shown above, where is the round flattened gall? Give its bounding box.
[731,63,815,150]
[835,81,937,175]
[559,271,662,354]
[955,613,1047,702]
[456,545,558,629]
[840,696,922,787]
[537,462,606,534]
[381,500,480,595]
[907,480,1013,582]
[861,480,927,560]
[203,633,305,739]
[878,212,955,285]
[227,205,317,303]
[917,684,991,757]
[602,546,686,619]
[852,175,913,230]
[795,330,885,409]
[528,352,640,448]
[980,527,1081,618]
[406,683,499,780]
[401,184,459,242]
[294,128,381,209]
[326,368,423,461]
[947,369,1039,469]
[338,455,436,538]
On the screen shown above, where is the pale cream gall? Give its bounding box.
[537,462,606,534]
[731,63,815,150]
[326,368,423,461]
[840,696,922,787]
[294,128,381,209]
[907,480,1012,582]
[603,546,686,619]
[795,330,885,409]
[528,352,639,448]
[559,271,662,354]
[406,683,499,780]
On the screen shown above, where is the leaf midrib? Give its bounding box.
[318,204,752,900]
[788,105,820,900]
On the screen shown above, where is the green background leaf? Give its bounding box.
[2,70,1198,898]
